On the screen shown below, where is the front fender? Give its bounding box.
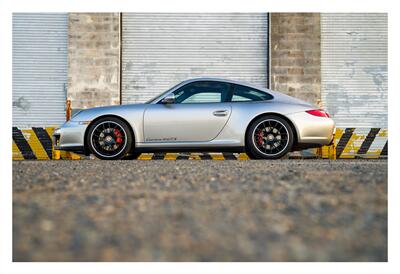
[70,104,147,143]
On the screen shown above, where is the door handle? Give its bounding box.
[213,110,228,116]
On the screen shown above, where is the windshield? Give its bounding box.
[145,82,183,104]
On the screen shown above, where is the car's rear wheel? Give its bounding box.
[246,115,294,159]
[86,117,132,160]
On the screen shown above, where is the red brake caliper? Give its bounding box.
[256,130,264,146]
[113,129,123,144]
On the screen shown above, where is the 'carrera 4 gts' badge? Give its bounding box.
[146,137,177,142]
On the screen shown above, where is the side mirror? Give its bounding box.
[161,94,175,104]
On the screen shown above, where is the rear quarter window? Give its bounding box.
[231,85,273,102]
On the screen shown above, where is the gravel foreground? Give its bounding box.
[13,159,387,262]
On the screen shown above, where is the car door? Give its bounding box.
[144,81,232,142]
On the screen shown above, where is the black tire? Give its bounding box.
[86,117,133,160]
[245,115,294,160]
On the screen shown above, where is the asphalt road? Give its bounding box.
[13,159,387,262]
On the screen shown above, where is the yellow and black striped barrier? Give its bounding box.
[319,128,388,159]
[130,151,316,160]
[12,127,81,160]
[135,152,251,160]
[12,127,387,161]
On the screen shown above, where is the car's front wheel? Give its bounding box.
[86,117,132,160]
[246,115,294,159]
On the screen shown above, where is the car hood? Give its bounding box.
[70,103,147,122]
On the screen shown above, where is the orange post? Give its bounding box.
[66,99,72,121]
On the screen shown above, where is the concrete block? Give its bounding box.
[270,13,321,104]
[68,13,121,109]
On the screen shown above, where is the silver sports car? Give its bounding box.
[53,78,335,160]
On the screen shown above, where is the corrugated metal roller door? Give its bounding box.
[13,13,68,128]
[321,13,388,128]
[121,13,269,103]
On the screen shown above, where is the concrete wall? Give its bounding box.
[68,13,120,109]
[270,13,321,104]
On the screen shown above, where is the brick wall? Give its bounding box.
[68,13,120,109]
[270,13,321,104]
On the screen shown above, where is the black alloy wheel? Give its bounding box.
[87,117,132,160]
[246,115,294,159]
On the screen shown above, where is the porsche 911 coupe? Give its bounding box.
[53,78,335,160]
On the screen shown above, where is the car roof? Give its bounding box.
[161,77,314,108]
[181,77,266,91]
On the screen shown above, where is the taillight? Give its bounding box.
[306,109,330,118]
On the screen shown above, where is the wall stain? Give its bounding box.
[344,61,357,79]
[325,84,350,116]
[13,97,31,111]
[363,65,387,99]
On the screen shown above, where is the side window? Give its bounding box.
[231,85,273,102]
[173,81,231,104]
